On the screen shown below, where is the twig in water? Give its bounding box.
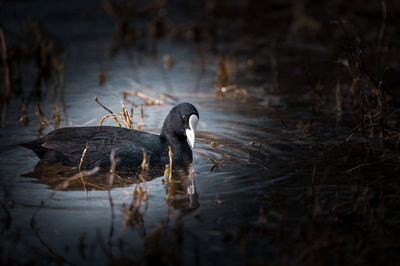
[345,123,362,143]
[0,27,11,122]
[30,167,100,227]
[378,0,387,48]
[19,104,29,127]
[107,149,117,257]
[36,104,53,129]
[379,80,384,151]
[33,227,72,265]
[99,113,123,127]
[78,143,89,171]
[164,146,173,182]
[139,150,149,195]
[157,92,178,102]
[122,90,168,106]
[378,67,389,152]
[94,96,122,127]
[345,159,385,173]
[120,100,134,129]
[78,142,89,194]
[59,52,69,126]
[138,105,144,131]
[53,104,61,129]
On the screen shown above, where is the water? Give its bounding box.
[1,1,400,265]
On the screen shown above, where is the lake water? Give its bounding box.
[1,1,399,265]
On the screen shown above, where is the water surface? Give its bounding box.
[1,1,400,265]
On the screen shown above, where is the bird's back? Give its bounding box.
[21,126,169,168]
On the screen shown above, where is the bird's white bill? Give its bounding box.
[185,115,199,148]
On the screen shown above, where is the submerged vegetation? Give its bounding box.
[1,0,400,265]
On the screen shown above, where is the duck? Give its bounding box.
[21,103,199,169]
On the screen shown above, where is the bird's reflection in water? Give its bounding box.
[22,161,199,211]
[165,166,199,211]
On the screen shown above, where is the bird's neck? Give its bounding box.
[160,133,192,165]
[161,132,187,148]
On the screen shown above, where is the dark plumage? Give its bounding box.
[21,103,199,169]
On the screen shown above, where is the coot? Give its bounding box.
[21,103,199,169]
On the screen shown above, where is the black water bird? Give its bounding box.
[21,103,199,169]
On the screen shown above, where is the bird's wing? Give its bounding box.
[38,127,112,166]
[32,127,157,168]
[110,140,146,168]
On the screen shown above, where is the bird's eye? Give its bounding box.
[182,115,187,121]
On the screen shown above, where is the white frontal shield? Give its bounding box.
[185,115,199,148]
